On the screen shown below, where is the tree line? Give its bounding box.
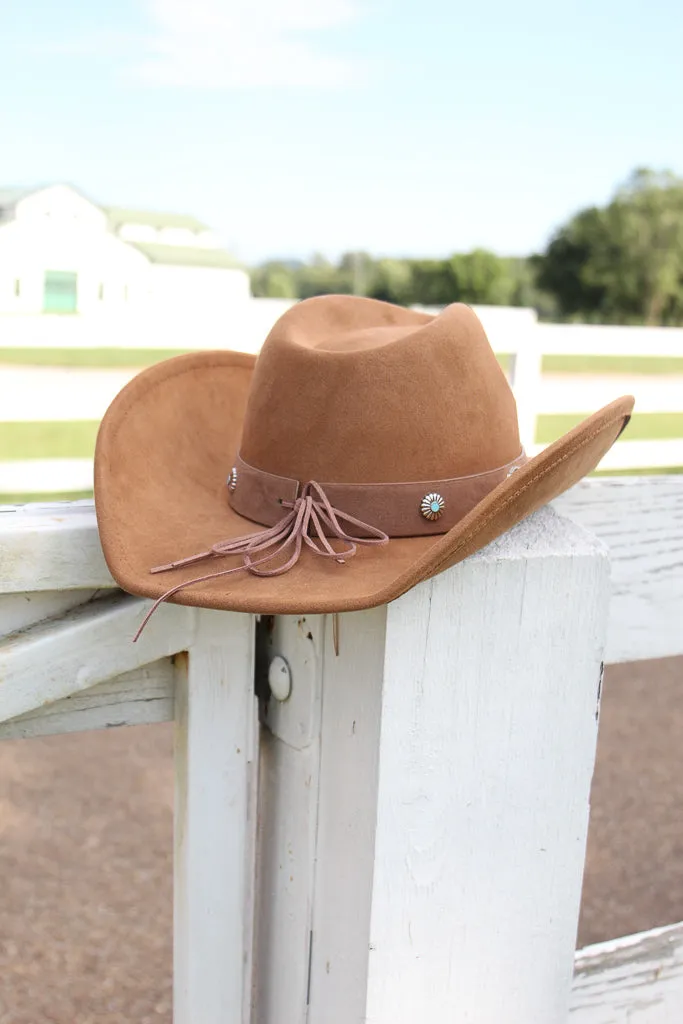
[250,169,683,325]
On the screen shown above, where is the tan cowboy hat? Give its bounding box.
[95,296,633,632]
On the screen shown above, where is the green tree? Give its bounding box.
[534,207,608,320]
[449,249,516,305]
[367,258,415,304]
[250,249,552,311]
[535,168,683,324]
[503,257,558,318]
[296,254,352,298]
[338,252,376,296]
[408,259,456,305]
[609,169,683,324]
[250,261,298,298]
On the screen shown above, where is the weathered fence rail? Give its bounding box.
[571,921,683,1023]
[1,476,682,1022]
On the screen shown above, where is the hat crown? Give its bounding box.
[239,296,521,484]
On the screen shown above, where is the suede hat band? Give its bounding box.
[228,450,529,537]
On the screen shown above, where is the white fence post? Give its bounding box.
[359,510,609,1024]
[508,327,543,452]
[255,505,611,1023]
[174,609,258,1024]
[252,611,386,1023]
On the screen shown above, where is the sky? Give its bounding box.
[2,0,683,263]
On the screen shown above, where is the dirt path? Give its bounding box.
[580,655,683,945]
[0,656,681,1022]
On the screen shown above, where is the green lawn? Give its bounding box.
[0,347,191,368]
[542,354,683,375]
[595,465,683,476]
[1,347,682,500]
[0,490,94,505]
[2,347,683,375]
[535,412,683,444]
[0,421,100,460]
[0,411,680,470]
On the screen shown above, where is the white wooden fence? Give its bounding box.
[1,475,682,1022]
[510,320,683,471]
[1,305,683,495]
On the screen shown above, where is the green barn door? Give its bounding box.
[43,270,78,313]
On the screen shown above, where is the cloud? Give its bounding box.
[25,30,140,59]
[133,0,365,88]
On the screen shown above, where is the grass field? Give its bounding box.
[0,421,100,460]
[0,348,190,368]
[2,412,682,464]
[541,354,683,375]
[0,490,95,504]
[2,347,683,375]
[4,466,682,505]
[534,412,683,444]
[2,348,682,501]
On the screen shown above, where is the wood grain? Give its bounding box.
[0,591,193,722]
[360,509,610,1023]
[0,500,113,593]
[174,610,257,1024]
[571,921,683,1022]
[0,660,174,739]
[555,476,683,663]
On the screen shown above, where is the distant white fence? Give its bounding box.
[1,476,682,1022]
[1,304,682,494]
[513,320,683,471]
[0,300,295,351]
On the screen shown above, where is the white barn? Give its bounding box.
[0,184,250,315]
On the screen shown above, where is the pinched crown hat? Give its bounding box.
[95,296,633,633]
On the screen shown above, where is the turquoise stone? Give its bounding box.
[431,501,440,512]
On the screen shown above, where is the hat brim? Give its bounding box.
[95,350,634,615]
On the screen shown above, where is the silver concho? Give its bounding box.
[420,492,445,521]
[227,466,238,492]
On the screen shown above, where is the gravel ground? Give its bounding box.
[0,656,681,1022]
[0,727,173,1024]
[579,655,683,945]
